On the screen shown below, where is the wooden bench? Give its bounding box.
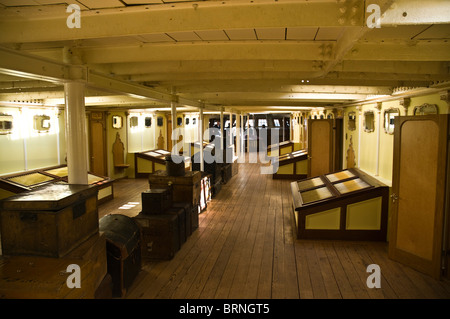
[112,132,130,169]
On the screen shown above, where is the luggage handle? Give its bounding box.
[19,212,37,222]
[73,201,86,219]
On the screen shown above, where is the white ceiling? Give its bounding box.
[0,0,449,113]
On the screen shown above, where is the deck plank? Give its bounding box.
[98,159,450,300]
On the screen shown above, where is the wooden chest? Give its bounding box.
[133,212,179,261]
[141,187,172,214]
[221,163,232,184]
[171,202,199,233]
[171,201,192,237]
[0,255,96,299]
[148,170,201,208]
[65,232,108,292]
[99,214,142,298]
[165,207,187,247]
[0,184,99,258]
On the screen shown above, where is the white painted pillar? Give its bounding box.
[199,107,204,171]
[247,114,250,153]
[220,108,224,151]
[64,81,88,185]
[171,99,177,154]
[236,112,241,161]
[240,113,244,158]
[375,104,382,176]
[357,106,362,168]
[228,111,232,148]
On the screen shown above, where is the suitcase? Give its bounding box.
[99,214,142,298]
[133,212,179,261]
[221,163,232,184]
[172,201,199,235]
[141,187,172,215]
[165,207,187,247]
[148,170,201,208]
[0,255,96,299]
[190,204,199,233]
[171,202,192,237]
[0,183,99,258]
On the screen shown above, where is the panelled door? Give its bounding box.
[307,119,342,177]
[89,111,107,177]
[389,115,449,279]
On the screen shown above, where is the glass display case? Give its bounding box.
[134,149,190,178]
[290,168,389,240]
[0,164,114,204]
[272,149,308,180]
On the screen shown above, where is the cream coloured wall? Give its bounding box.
[343,92,449,186]
[0,106,63,175]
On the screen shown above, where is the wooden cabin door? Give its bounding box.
[308,119,332,177]
[307,119,342,177]
[89,111,107,177]
[389,115,449,279]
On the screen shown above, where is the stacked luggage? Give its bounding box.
[0,184,111,299]
[136,155,200,261]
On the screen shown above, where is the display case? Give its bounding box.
[267,140,295,157]
[134,149,190,178]
[291,168,389,240]
[272,149,308,180]
[0,164,114,204]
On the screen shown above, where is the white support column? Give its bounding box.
[236,112,241,162]
[240,113,244,158]
[220,107,224,151]
[375,103,382,176]
[199,106,204,171]
[229,111,234,154]
[357,106,362,168]
[64,81,88,185]
[171,92,177,154]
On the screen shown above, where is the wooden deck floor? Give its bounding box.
[98,161,450,300]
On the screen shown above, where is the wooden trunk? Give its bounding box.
[222,163,232,184]
[171,201,193,237]
[133,212,179,261]
[0,184,99,258]
[148,170,201,208]
[0,255,96,299]
[99,214,142,298]
[65,232,108,292]
[141,187,173,215]
[165,207,187,247]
